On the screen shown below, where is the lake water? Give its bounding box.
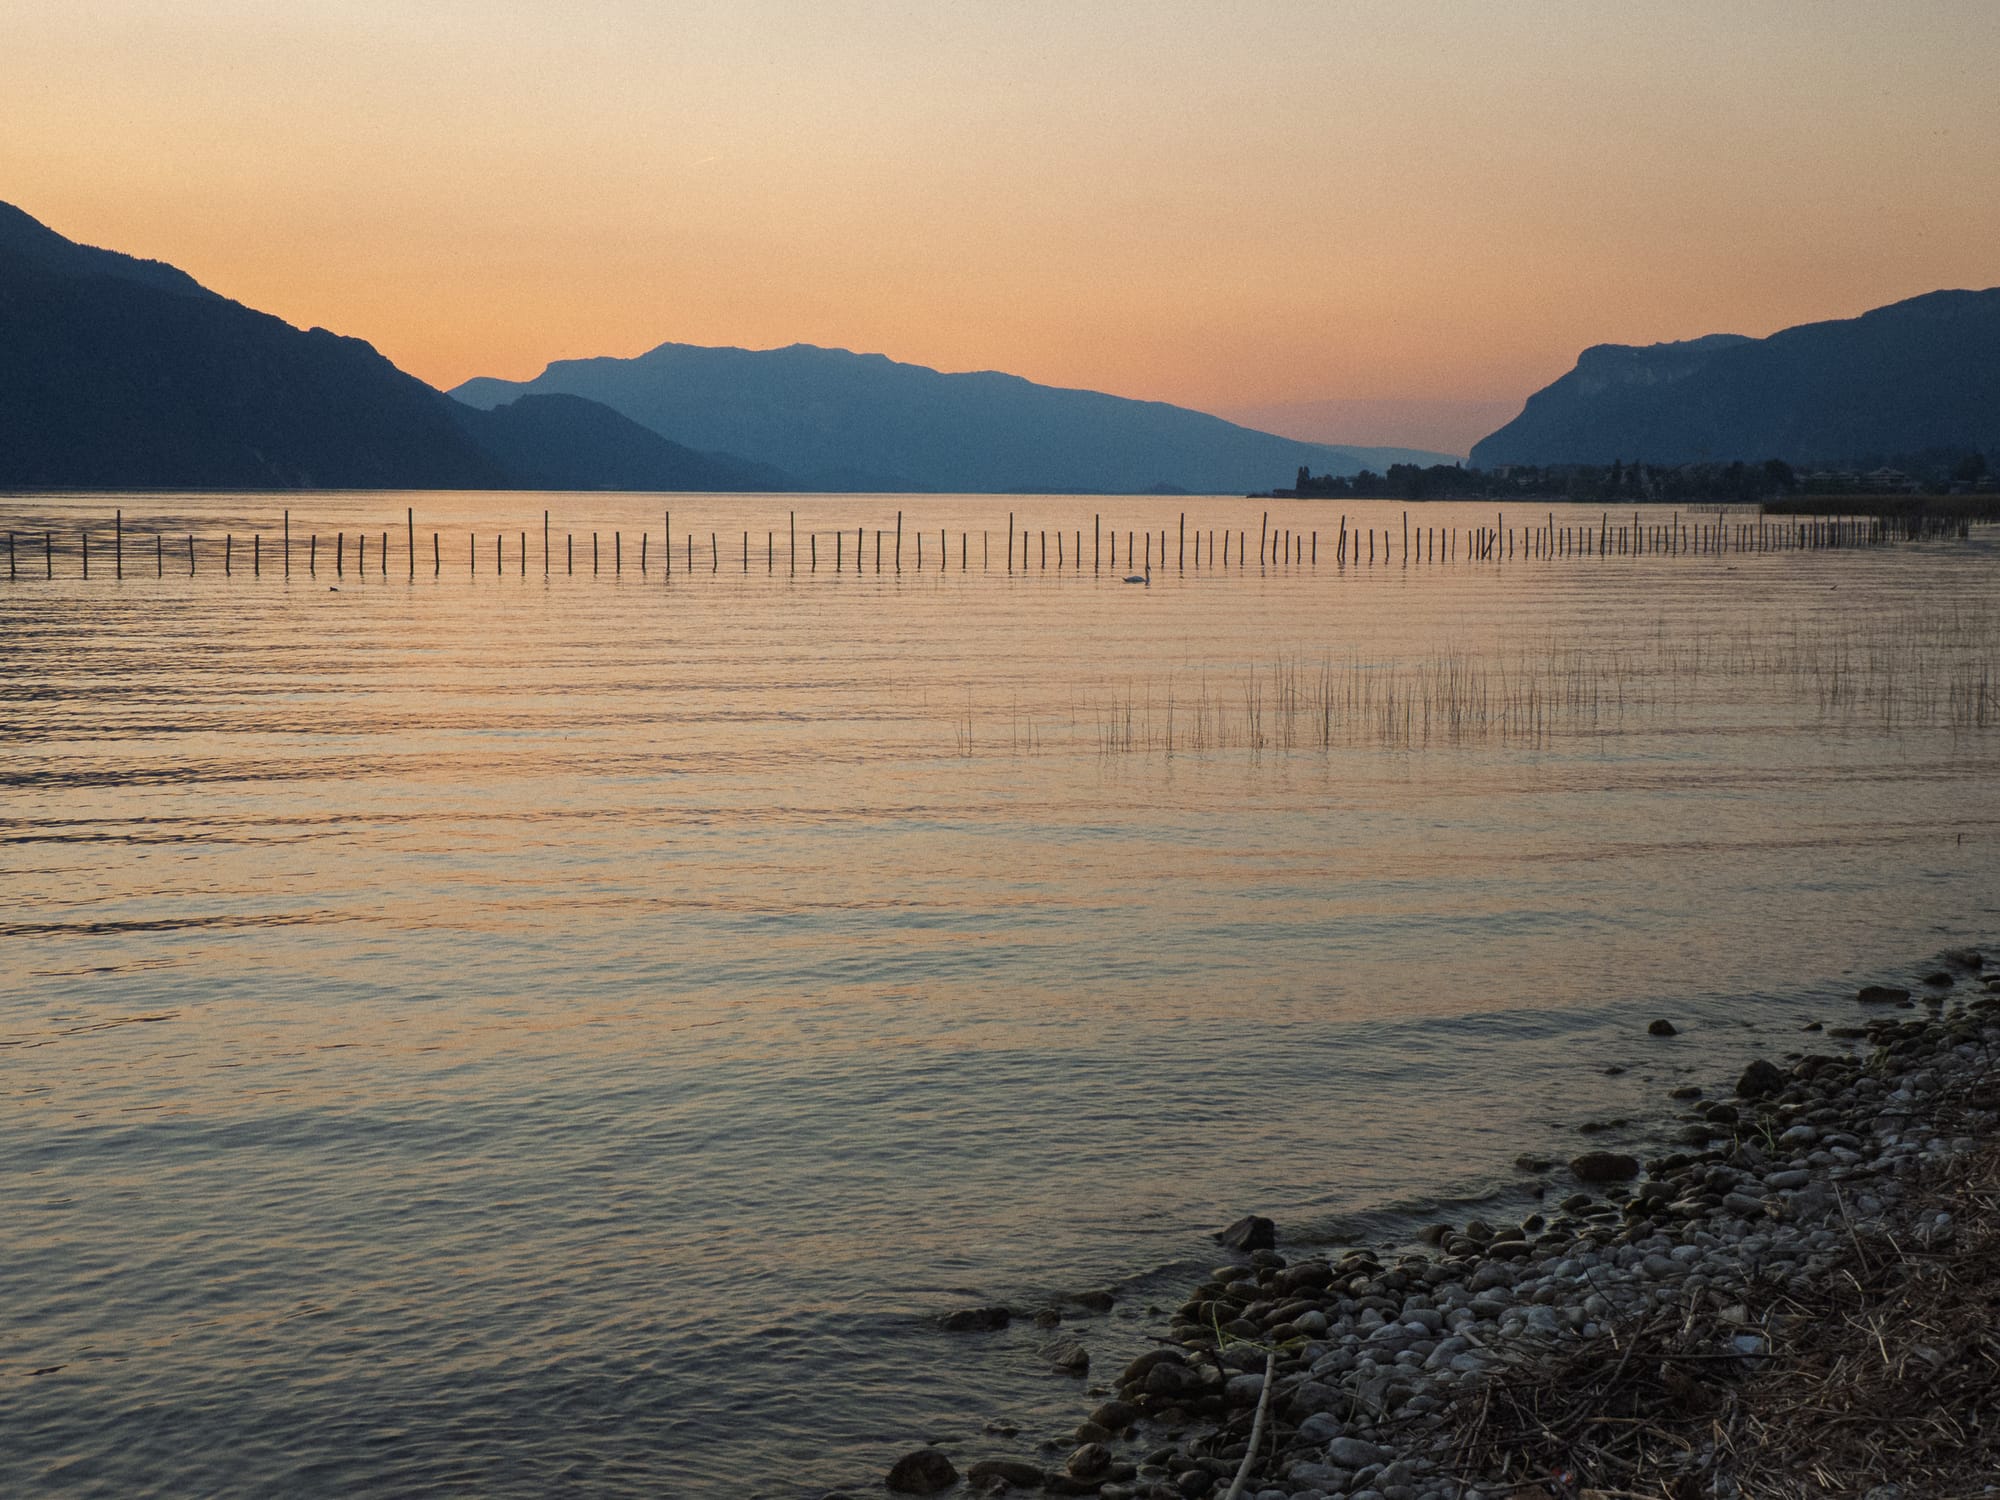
[3,492,1996,1497]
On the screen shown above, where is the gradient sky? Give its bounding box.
[6,1,1998,453]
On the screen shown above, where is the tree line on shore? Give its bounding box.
[1283,449,1997,505]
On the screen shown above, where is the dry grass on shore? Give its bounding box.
[1442,1142,2000,1499]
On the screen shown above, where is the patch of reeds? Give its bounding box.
[1082,647,1634,755]
[959,600,1998,757]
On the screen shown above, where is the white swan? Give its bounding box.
[1122,562,1151,585]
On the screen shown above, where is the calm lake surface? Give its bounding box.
[3,492,1996,1497]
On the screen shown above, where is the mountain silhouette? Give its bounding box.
[1470,290,2000,467]
[0,203,788,491]
[452,394,794,491]
[453,342,1451,494]
[0,201,221,303]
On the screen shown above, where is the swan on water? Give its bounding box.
[1122,562,1150,585]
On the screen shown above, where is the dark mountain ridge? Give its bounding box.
[1470,290,2000,468]
[454,341,1453,494]
[0,237,507,489]
[450,394,794,492]
[0,204,785,492]
[0,201,219,303]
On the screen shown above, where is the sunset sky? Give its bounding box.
[6,1,1997,453]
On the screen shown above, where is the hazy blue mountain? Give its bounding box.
[0,203,790,492]
[1470,290,2000,467]
[454,342,1452,493]
[451,394,797,491]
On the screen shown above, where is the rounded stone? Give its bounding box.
[886,1448,958,1495]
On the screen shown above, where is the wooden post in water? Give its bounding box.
[664,511,671,578]
[225,534,232,576]
[811,532,818,571]
[407,508,415,578]
[1007,511,1014,574]
[768,532,774,572]
[338,532,345,577]
[188,534,195,575]
[115,509,122,578]
[790,512,796,576]
[1093,514,1100,574]
[46,532,52,578]
[895,511,902,572]
[1179,512,1186,570]
[382,531,388,577]
[712,532,719,572]
[82,531,89,579]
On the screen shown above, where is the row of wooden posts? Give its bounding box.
[2,506,1950,581]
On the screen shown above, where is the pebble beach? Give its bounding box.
[874,948,2000,1500]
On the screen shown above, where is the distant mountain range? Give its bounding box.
[452,344,1449,493]
[11,198,1991,493]
[1470,289,2000,468]
[0,201,1448,494]
[0,202,775,492]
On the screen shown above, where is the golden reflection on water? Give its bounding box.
[2,491,1997,1495]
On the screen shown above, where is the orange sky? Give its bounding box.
[5,1,1998,453]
